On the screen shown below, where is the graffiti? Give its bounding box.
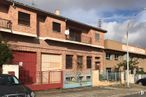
[64,70,92,88]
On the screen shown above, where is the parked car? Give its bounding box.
[136,77,146,86]
[0,74,35,97]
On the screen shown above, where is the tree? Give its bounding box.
[0,34,12,73]
[117,58,139,74]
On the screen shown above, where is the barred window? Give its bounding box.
[66,55,73,69]
[87,56,92,69]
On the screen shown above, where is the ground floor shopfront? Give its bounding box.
[5,36,104,90]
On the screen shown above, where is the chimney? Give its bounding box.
[55,9,60,15]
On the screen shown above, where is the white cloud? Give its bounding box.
[103,16,146,48]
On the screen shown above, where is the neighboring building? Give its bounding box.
[0,0,107,90]
[104,39,146,73]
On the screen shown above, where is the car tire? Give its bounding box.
[138,82,143,86]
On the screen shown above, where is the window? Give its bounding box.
[106,68,112,73]
[106,53,112,60]
[115,54,119,60]
[66,55,73,69]
[95,33,100,41]
[66,77,74,81]
[69,28,81,42]
[86,76,91,81]
[52,22,61,32]
[95,57,100,60]
[0,4,9,13]
[79,76,83,81]
[18,12,30,26]
[87,56,92,69]
[95,61,100,70]
[77,56,83,65]
[139,68,144,72]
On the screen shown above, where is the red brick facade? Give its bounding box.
[0,0,106,90]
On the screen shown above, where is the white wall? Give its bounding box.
[2,64,19,78]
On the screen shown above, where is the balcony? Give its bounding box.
[68,34,91,44]
[0,18,12,29]
[81,35,92,44]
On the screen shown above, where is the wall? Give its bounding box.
[0,3,37,35]
[2,65,19,78]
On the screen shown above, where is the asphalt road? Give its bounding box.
[35,86,146,97]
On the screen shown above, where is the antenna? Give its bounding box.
[30,0,37,7]
[98,19,102,28]
[32,0,35,6]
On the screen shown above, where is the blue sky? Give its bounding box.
[15,0,146,48]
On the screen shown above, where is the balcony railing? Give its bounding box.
[81,35,92,44]
[68,34,92,44]
[0,18,12,29]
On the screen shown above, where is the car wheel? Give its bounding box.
[138,82,143,85]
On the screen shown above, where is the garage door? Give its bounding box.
[41,54,62,71]
[12,51,37,84]
[41,54,62,84]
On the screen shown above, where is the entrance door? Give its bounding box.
[12,51,36,84]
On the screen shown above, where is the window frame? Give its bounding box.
[69,28,81,42]
[18,11,30,26]
[115,54,119,60]
[87,56,92,69]
[95,33,100,41]
[52,22,61,33]
[106,68,112,73]
[66,55,73,69]
[77,55,83,65]
[106,53,112,60]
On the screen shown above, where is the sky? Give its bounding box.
[15,0,146,48]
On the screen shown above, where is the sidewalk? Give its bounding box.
[35,84,146,97]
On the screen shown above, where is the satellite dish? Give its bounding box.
[65,29,70,35]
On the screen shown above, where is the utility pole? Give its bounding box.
[126,22,130,87]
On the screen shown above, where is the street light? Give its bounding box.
[126,8,146,87]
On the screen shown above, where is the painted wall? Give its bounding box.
[2,64,19,78]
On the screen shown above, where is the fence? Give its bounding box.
[100,71,121,81]
[36,71,63,85]
[64,71,92,88]
[7,70,63,85]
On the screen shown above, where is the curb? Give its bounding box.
[109,90,146,97]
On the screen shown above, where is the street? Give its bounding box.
[35,85,146,97]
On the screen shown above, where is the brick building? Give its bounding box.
[104,39,146,73]
[0,0,107,90]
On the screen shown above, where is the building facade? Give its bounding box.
[0,0,107,90]
[104,39,146,74]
